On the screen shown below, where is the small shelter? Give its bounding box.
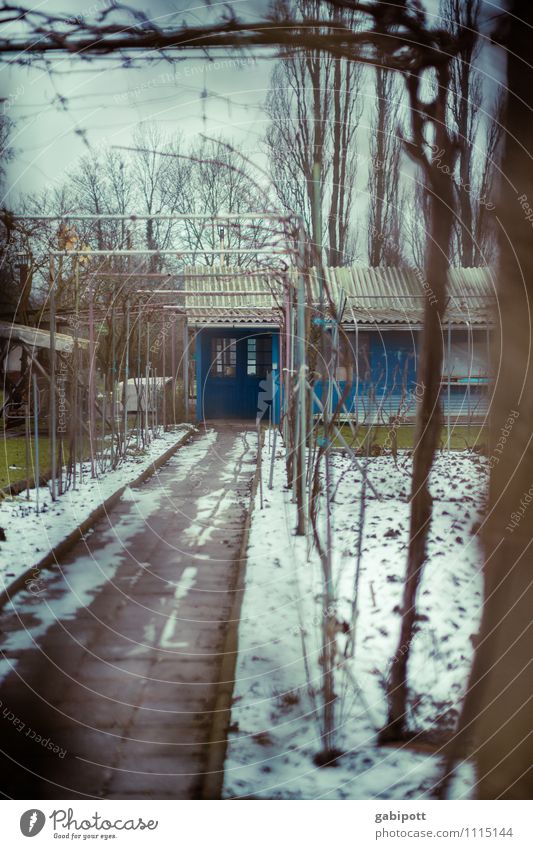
[184,266,495,425]
[0,320,88,426]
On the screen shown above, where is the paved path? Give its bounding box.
[0,424,256,799]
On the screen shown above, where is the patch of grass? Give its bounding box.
[0,432,96,490]
[0,418,171,490]
[318,424,488,453]
[0,435,52,489]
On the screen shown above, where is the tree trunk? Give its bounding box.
[381,73,457,742]
[447,0,533,798]
[328,55,342,266]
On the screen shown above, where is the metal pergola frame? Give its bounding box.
[36,212,307,508]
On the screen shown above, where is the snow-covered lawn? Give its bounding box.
[0,425,194,589]
[224,442,487,799]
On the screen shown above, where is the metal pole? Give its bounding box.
[124,297,130,454]
[72,362,77,491]
[296,226,307,536]
[283,286,290,451]
[486,324,492,455]
[171,314,176,425]
[467,321,472,440]
[153,367,158,434]
[88,282,96,476]
[355,319,359,423]
[17,213,291,222]
[78,382,83,487]
[25,401,30,500]
[33,373,40,515]
[52,248,290,257]
[162,316,167,431]
[258,421,264,510]
[145,321,150,445]
[292,393,300,503]
[447,322,452,451]
[101,391,106,471]
[110,286,116,466]
[73,258,79,490]
[183,316,189,423]
[137,300,142,448]
[268,425,278,490]
[49,256,57,501]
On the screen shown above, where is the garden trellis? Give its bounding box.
[4,213,314,523]
[2,207,361,759]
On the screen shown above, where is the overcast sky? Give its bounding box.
[2,1,277,205]
[1,0,506,209]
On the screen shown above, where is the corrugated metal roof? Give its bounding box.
[183,266,283,325]
[183,265,495,326]
[0,320,89,352]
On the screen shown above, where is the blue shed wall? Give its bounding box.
[312,328,490,422]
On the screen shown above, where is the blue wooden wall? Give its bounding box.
[195,326,489,424]
[312,328,490,422]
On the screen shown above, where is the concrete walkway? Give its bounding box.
[0,424,257,799]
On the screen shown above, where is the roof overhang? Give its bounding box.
[0,320,88,352]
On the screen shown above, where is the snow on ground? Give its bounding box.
[0,425,195,589]
[0,427,220,685]
[224,440,487,799]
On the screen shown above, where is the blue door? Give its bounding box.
[197,330,277,421]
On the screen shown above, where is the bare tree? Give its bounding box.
[368,61,404,265]
[265,0,362,265]
[441,0,503,266]
[445,0,533,799]
[131,124,188,264]
[381,60,460,743]
[0,112,13,191]
[180,137,269,266]
[404,178,431,269]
